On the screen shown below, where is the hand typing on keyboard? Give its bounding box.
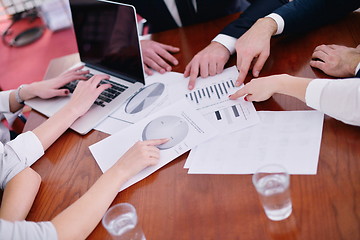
[62,72,129,107]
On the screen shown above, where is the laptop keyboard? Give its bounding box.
[62,73,128,107]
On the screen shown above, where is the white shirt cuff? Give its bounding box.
[7,131,44,166]
[305,79,330,110]
[212,34,237,55]
[266,13,284,35]
[355,62,360,76]
[139,34,151,41]
[0,90,12,113]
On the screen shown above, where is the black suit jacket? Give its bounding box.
[118,0,249,33]
[221,0,289,38]
[221,0,360,38]
[273,0,360,35]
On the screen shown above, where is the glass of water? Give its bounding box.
[102,203,146,240]
[252,164,292,221]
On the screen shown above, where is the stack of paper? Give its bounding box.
[185,111,324,175]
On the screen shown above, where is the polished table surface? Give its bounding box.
[24,13,360,240]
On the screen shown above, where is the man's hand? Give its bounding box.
[184,41,231,90]
[310,44,360,77]
[235,17,277,86]
[141,40,180,75]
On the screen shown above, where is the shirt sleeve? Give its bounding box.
[0,91,11,113]
[220,0,289,39]
[266,13,284,35]
[355,62,360,78]
[305,78,360,126]
[212,34,237,54]
[0,90,22,126]
[0,131,44,189]
[0,219,57,240]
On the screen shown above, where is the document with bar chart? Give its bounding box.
[95,66,259,134]
[183,66,260,133]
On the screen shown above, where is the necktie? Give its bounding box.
[175,0,197,26]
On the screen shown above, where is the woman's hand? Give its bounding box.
[21,65,90,101]
[65,74,111,117]
[115,139,169,180]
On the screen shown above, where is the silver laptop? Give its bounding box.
[26,0,145,135]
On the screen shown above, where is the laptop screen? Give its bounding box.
[69,0,145,84]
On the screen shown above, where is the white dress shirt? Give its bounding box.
[0,127,57,239]
[213,12,360,76]
[305,78,360,126]
[0,219,57,240]
[163,0,197,27]
[0,91,15,144]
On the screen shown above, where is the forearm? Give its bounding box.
[276,75,312,102]
[9,83,40,113]
[51,166,129,240]
[9,91,24,113]
[0,167,41,221]
[32,105,80,150]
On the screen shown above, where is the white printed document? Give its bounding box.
[95,66,259,135]
[186,111,324,175]
[89,100,218,191]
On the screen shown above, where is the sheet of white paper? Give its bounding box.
[181,67,260,133]
[186,111,324,175]
[95,66,259,134]
[94,71,185,134]
[89,99,219,191]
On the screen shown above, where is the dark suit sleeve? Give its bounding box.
[356,67,360,78]
[273,0,360,35]
[220,0,289,38]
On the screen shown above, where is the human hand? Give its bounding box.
[66,74,111,117]
[229,74,311,102]
[141,40,180,75]
[184,41,230,90]
[310,44,360,77]
[229,75,281,102]
[22,65,89,101]
[235,18,277,86]
[114,139,169,179]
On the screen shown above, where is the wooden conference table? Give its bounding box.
[24,13,360,240]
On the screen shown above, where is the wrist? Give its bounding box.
[257,17,278,37]
[58,103,83,122]
[15,84,28,104]
[19,84,37,101]
[350,61,360,77]
[110,163,134,186]
[278,75,312,101]
[210,41,231,54]
[274,75,288,94]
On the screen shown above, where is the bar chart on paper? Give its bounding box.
[185,79,235,106]
[185,77,259,133]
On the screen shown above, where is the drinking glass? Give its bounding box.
[102,203,146,240]
[252,164,292,221]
